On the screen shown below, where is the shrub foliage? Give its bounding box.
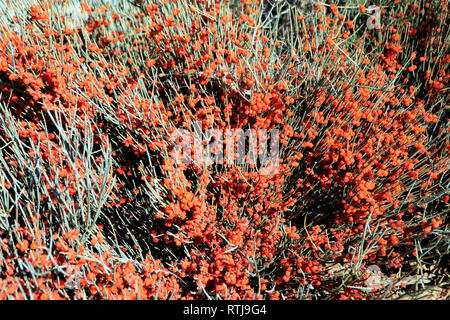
[0,0,448,299]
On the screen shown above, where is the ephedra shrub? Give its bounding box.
[0,0,448,299]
